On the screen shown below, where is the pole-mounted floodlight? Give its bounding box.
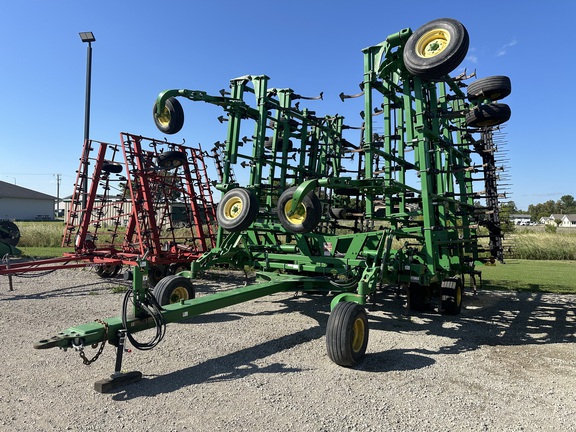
[79,32,95,210]
[79,32,96,43]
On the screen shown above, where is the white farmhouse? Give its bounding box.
[560,214,576,228]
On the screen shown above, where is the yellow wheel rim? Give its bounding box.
[157,105,172,127]
[170,287,190,304]
[456,285,462,306]
[351,317,365,353]
[416,28,451,58]
[284,199,307,225]
[224,196,243,220]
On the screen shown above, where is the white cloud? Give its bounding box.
[496,39,518,57]
[467,54,478,64]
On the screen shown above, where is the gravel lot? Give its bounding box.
[1,266,575,431]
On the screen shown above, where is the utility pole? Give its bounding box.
[54,173,62,218]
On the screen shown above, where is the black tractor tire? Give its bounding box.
[0,220,20,246]
[277,186,322,234]
[441,278,463,315]
[156,151,187,170]
[152,275,195,306]
[406,283,432,312]
[148,265,167,287]
[329,207,347,219]
[153,97,185,135]
[467,75,512,101]
[217,188,259,232]
[403,18,469,80]
[102,161,123,174]
[466,103,511,128]
[326,301,369,367]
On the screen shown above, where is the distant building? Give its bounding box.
[510,214,531,225]
[0,181,56,220]
[541,214,565,226]
[559,214,576,228]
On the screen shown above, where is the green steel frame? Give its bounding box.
[35,19,510,389]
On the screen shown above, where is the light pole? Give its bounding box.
[79,31,95,210]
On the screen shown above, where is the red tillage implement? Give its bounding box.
[0,133,216,285]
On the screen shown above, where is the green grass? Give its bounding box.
[508,232,576,260]
[479,259,576,294]
[19,247,73,258]
[15,221,65,248]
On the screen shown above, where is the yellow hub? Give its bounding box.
[351,317,365,353]
[416,28,451,58]
[455,285,462,306]
[169,286,190,304]
[223,196,243,220]
[157,105,172,127]
[284,199,307,225]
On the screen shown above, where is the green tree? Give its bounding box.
[557,195,576,214]
[528,199,557,221]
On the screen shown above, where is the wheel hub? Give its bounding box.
[170,287,190,303]
[284,199,306,225]
[157,106,171,127]
[351,317,365,353]
[224,197,243,220]
[417,28,450,58]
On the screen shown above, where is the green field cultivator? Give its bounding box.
[35,18,512,392]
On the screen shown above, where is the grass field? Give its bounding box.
[11,222,576,295]
[479,259,576,294]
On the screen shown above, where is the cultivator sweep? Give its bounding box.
[1,134,217,283]
[35,18,512,392]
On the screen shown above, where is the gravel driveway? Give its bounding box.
[1,267,575,431]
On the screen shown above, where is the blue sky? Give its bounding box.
[1,0,574,211]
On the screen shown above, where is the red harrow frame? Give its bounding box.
[0,133,217,285]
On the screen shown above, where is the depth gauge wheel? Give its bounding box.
[441,278,463,315]
[326,301,369,367]
[153,275,195,306]
[157,151,187,170]
[277,186,322,234]
[466,103,511,128]
[467,75,511,101]
[153,97,184,135]
[102,161,123,174]
[148,265,167,287]
[217,188,259,232]
[0,220,20,246]
[95,264,121,278]
[403,18,469,80]
[406,283,431,312]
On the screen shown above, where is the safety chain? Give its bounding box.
[77,319,109,366]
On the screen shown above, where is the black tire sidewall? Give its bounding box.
[217,188,258,232]
[277,187,322,234]
[153,275,194,306]
[467,76,512,101]
[403,18,469,79]
[466,103,511,128]
[326,302,369,366]
[153,97,184,135]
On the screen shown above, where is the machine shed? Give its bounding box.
[0,180,55,220]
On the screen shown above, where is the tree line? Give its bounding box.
[501,195,576,222]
